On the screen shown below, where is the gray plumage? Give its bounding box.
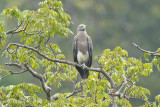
[72,24,93,79]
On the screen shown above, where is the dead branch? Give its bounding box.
[133,43,160,56]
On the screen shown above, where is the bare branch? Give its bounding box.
[51,93,59,101]
[5,62,27,71]
[6,22,23,34]
[9,70,27,75]
[0,68,27,80]
[133,43,160,56]
[6,22,31,35]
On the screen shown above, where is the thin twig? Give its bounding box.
[25,29,43,35]
[6,22,23,34]
[44,35,50,45]
[0,69,27,80]
[130,97,153,105]
[66,89,82,98]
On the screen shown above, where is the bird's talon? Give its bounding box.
[81,63,87,69]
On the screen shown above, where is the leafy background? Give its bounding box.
[0,0,160,106]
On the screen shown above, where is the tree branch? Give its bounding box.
[6,22,28,35]
[66,89,82,98]
[5,62,27,71]
[133,43,160,56]
[24,29,43,35]
[115,74,127,94]
[5,62,52,101]
[51,93,59,101]
[44,35,50,45]
[6,22,23,34]
[0,69,27,80]
[6,43,118,104]
[124,79,135,95]
[130,97,153,105]
[50,89,82,101]
[111,75,135,100]
[7,43,116,88]
[111,95,118,107]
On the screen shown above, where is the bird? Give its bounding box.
[72,24,93,79]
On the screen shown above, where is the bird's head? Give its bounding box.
[77,24,86,32]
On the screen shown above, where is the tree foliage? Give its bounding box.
[0,0,160,106]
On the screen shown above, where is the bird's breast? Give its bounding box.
[78,40,88,53]
[77,51,89,64]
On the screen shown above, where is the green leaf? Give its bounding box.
[144,53,149,62]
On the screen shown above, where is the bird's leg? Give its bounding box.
[81,63,87,69]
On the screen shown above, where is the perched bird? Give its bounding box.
[72,24,93,79]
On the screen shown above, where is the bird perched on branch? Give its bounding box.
[72,24,93,79]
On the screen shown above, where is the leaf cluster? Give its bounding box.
[0,0,159,107]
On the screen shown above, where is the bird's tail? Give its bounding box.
[76,66,89,79]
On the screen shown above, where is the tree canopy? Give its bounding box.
[0,0,160,106]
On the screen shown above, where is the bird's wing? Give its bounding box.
[72,36,78,63]
[87,36,93,67]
